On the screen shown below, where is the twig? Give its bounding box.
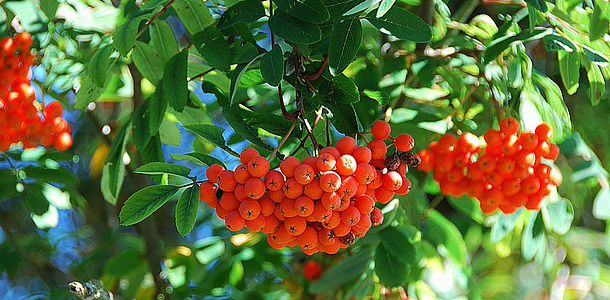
[303,55,329,81]
[188,67,216,81]
[135,0,177,39]
[325,110,331,147]
[278,84,299,120]
[299,102,318,154]
[357,132,370,144]
[269,119,298,162]
[487,80,505,122]
[422,194,445,220]
[269,0,274,45]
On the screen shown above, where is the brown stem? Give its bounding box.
[278,84,299,119]
[188,67,216,81]
[487,80,505,122]
[303,55,329,81]
[135,0,177,39]
[269,0,275,45]
[299,103,318,154]
[269,119,298,162]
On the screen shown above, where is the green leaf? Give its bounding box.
[363,89,390,105]
[25,184,50,216]
[260,44,284,86]
[379,226,415,264]
[593,188,610,220]
[249,114,302,137]
[175,185,200,236]
[218,0,265,29]
[135,162,192,177]
[114,16,143,56]
[322,0,361,17]
[163,49,189,112]
[171,152,226,168]
[148,88,167,135]
[273,0,330,24]
[524,0,547,12]
[119,185,180,225]
[268,10,322,45]
[150,20,179,62]
[542,34,577,52]
[545,199,574,235]
[75,76,104,109]
[328,18,362,75]
[424,210,467,267]
[447,195,484,223]
[583,45,610,65]
[173,0,214,34]
[202,81,230,107]
[590,4,609,41]
[483,28,551,64]
[185,124,226,146]
[558,50,580,95]
[132,99,151,150]
[583,57,606,105]
[521,210,545,261]
[490,209,523,242]
[132,41,164,84]
[101,123,131,205]
[193,26,232,72]
[365,7,432,43]
[376,0,396,18]
[230,54,264,104]
[88,45,114,87]
[40,0,59,20]
[223,108,274,150]
[22,166,79,186]
[325,102,361,136]
[374,244,408,287]
[309,248,374,293]
[332,74,360,103]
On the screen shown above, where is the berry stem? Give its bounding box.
[422,194,445,220]
[269,118,298,162]
[303,54,329,81]
[188,67,216,81]
[135,0,177,39]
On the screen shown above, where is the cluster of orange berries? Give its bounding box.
[199,120,419,255]
[0,32,72,152]
[417,117,562,213]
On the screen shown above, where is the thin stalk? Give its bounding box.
[135,0,177,39]
[269,119,298,162]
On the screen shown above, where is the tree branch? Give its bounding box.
[135,0,177,39]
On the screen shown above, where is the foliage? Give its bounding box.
[0,0,610,299]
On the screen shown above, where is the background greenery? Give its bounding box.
[0,0,609,299]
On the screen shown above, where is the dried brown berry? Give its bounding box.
[338,231,355,245]
[400,152,421,168]
[384,154,401,171]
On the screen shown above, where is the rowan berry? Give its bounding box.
[535,122,553,141]
[499,203,517,214]
[501,135,520,156]
[454,151,471,168]
[225,211,246,231]
[534,164,551,180]
[0,37,15,55]
[217,170,238,192]
[354,163,375,185]
[395,133,415,152]
[238,146,258,163]
[519,132,539,151]
[457,132,481,153]
[497,157,516,174]
[311,201,332,222]
[321,191,341,210]
[280,197,298,217]
[285,216,307,235]
[547,143,560,160]
[319,147,341,159]
[280,156,301,177]
[438,134,457,152]
[336,154,357,175]
[294,196,315,217]
[199,181,218,203]
[478,155,496,173]
[371,120,391,139]
[502,178,521,196]
[355,195,375,214]
[303,261,323,281]
[375,186,394,204]
[262,215,280,233]
[333,222,351,237]
[549,167,562,185]
[484,129,503,147]
[247,156,270,177]
[368,139,387,159]
[304,178,324,199]
[382,171,403,190]
[206,164,224,183]
[368,169,384,189]
[500,117,520,136]
[335,197,350,211]
[233,185,247,201]
[352,146,372,163]
[316,152,337,171]
[215,206,228,219]
[220,192,240,211]
[336,136,357,154]
[54,132,73,150]
[44,101,64,119]
[274,225,295,243]
[319,171,341,192]
[337,176,358,199]
[14,32,32,51]
[302,156,319,172]
[322,240,341,254]
[522,176,541,195]
[297,226,319,249]
[433,153,454,173]
[322,211,341,229]
[510,192,528,207]
[283,178,304,199]
[318,228,335,246]
[265,170,285,191]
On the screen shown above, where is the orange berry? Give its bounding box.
[234,184,247,201]
[478,155,497,173]
[54,132,73,150]
[321,191,341,210]
[354,163,375,185]
[225,211,245,231]
[481,188,503,210]
[499,117,520,136]
[395,175,411,195]
[352,146,372,164]
[206,164,225,183]
[217,170,238,192]
[501,135,520,156]
[280,156,301,177]
[294,163,315,185]
[368,139,387,159]
[382,171,403,190]
[466,180,486,198]
[44,101,64,119]
[240,147,260,165]
[371,120,391,139]
[335,197,350,211]
[336,154,357,176]
[0,37,15,55]
[446,168,464,183]
[522,176,541,195]
[535,122,553,141]
[433,153,454,173]
[274,205,286,221]
[311,201,332,222]
[535,141,550,158]
[395,133,415,151]
[354,182,367,197]
[525,194,544,210]
[454,151,471,168]
[519,132,539,151]
[244,177,266,199]
[515,151,536,168]
[336,136,357,154]
[262,215,280,233]
[304,178,324,199]
[438,134,457,152]
[484,171,504,186]
[457,132,481,153]
[215,206,228,219]
[546,143,560,160]
[259,195,276,216]
[280,198,298,217]
[303,261,323,281]
[320,171,341,192]
[199,181,218,203]
[502,178,521,196]
[534,164,551,180]
[510,192,528,207]
[15,32,32,50]
[265,170,285,191]
[355,195,375,214]
[497,157,516,174]
[319,147,341,159]
[297,226,319,250]
[220,192,240,211]
[233,164,252,184]
[337,176,358,199]
[294,196,315,217]
[283,178,304,199]
[318,228,336,245]
[417,149,434,171]
[247,156,270,177]
[333,222,351,236]
[484,129,503,147]
[322,210,341,229]
[341,206,361,226]
[273,225,295,243]
[302,156,319,172]
[368,169,383,189]
[316,152,337,171]
[549,167,562,185]
[368,208,382,227]
[285,216,307,235]
[499,203,517,214]
[246,214,266,231]
[375,186,394,204]
[269,189,285,202]
[512,166,530,180]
